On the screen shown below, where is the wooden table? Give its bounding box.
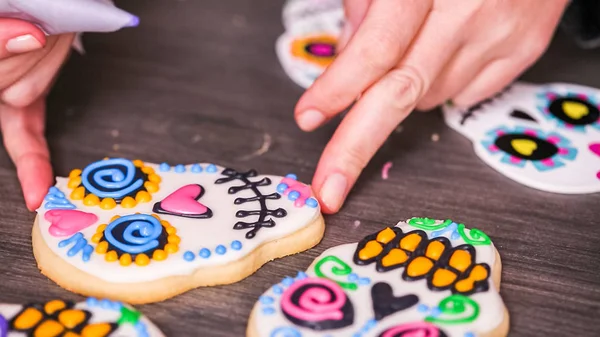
[1,1,598,336]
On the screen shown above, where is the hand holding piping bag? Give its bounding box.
[0,0,138,211]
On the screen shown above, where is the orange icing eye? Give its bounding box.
[406,256,434,277]
[399,233,422,252]
[375,227,397,244]
[58,309,88,329]
[33,320,65,337]
[449,250,473,272]
[381,248,409,267]
[358,241,383,260]
[425,241,446,261]
[44,300,67,315]
[290,35,337,68]
[431,268,458,288]
[455,264,489,293]
[80,323,115,337]
[13,307,43,330]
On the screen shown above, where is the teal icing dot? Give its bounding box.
[199,248,211,258]
[159,163,170,172]
[231,240,242,250]
[215,245,226,255]
[174,164,185,173]
[206,164,217,173]
[191,164,203,173]
[183,251,195,261]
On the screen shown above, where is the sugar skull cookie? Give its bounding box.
[248,218,509,337]
[0,297,163,337]
[33,159,324,304]
[276,0,343,88]
[443,82,600,194]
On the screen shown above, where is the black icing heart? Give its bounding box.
[371,282,419,321]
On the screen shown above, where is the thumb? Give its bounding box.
[338,0,372,51]
[0,18,46,59]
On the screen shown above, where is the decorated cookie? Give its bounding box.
[248,218,508,337]
[276,0,343,88]
[0,297,163,337]
[443,82,600,194]
[33,159,324,304]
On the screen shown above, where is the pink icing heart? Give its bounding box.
[153,184,212,218]
[45,210,98,237]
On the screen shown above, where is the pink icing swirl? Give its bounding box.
[380,322,440,337]
[280,277,346,322]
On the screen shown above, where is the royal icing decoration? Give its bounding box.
[0,298,164,337]
[35,159,321,300]
[276,0,343,88]
[443,82,600,194]
[250,218,508,337]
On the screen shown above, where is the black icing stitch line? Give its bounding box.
[215,168,287,239]
[459,85,512,125]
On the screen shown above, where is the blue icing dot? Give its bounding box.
[262,307,275,315]
[206,164,217,173]
[430,307,441,317]
[365,319,377,329]
[183,251,195,261]
[281,277,294,287]
[86,297,98,307]
[348,273,359,282]
[358,277,371,285]
[285,173,297,180]
[296,271,308,280]
[276,183,288,193]
[48,187,65,198]
[111,301,122,311]
[100,299,112,309]
[231,240,242,250]
[272,285,284,294]
[215,245,226,255]
[174,164,185,173]
[417,304,429,313]
[191,164,203,173]
[259,296,274,305]
[306,198,318,208]
[352,333,361,337]
[464,333,475,337]
[199,248,211,258]
[288,190,300,201]
[159,163,170,172]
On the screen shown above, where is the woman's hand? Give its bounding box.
[296,0,569,213]
[0,18,74,210]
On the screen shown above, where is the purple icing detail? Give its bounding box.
[0,314,7,337]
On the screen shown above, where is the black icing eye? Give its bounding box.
[548,97,600,126]
[304,42,336,57]
[510,109,537,122]
[495,133,558,160]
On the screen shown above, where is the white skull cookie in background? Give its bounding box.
[443,82,600,194]
[276,0,343,88]
[248,218,508,337]
[0,297,164,337]
[34,158,324,304]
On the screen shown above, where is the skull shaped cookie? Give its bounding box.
[0,297,163,337]
[276,0,343,88]
[248,218,508,337]
[33,159,324,304]
[443,82,600,194]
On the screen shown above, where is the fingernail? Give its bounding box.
[320,173,348,211]
[6,34,43,54]
[297,109,326,131]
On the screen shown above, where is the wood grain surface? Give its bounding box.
[0,1,598,336]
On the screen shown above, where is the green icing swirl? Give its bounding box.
[425,294,480,324]
[314,255,357,290]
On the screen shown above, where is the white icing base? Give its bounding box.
[252,219,507,337]
[36,163,320,284]
[0,299,164,337]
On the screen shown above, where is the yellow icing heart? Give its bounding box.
[562,101,589,120]
[511,139,537,156]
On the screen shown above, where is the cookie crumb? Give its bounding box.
[110,129,119,138]
[353,220,361,227]
[431,133,440,142]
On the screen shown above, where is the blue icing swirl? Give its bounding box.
[81,158,144,200]
[104,214,162,254]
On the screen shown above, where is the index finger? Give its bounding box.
[295,0,432,131]
[0,18,46,59]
